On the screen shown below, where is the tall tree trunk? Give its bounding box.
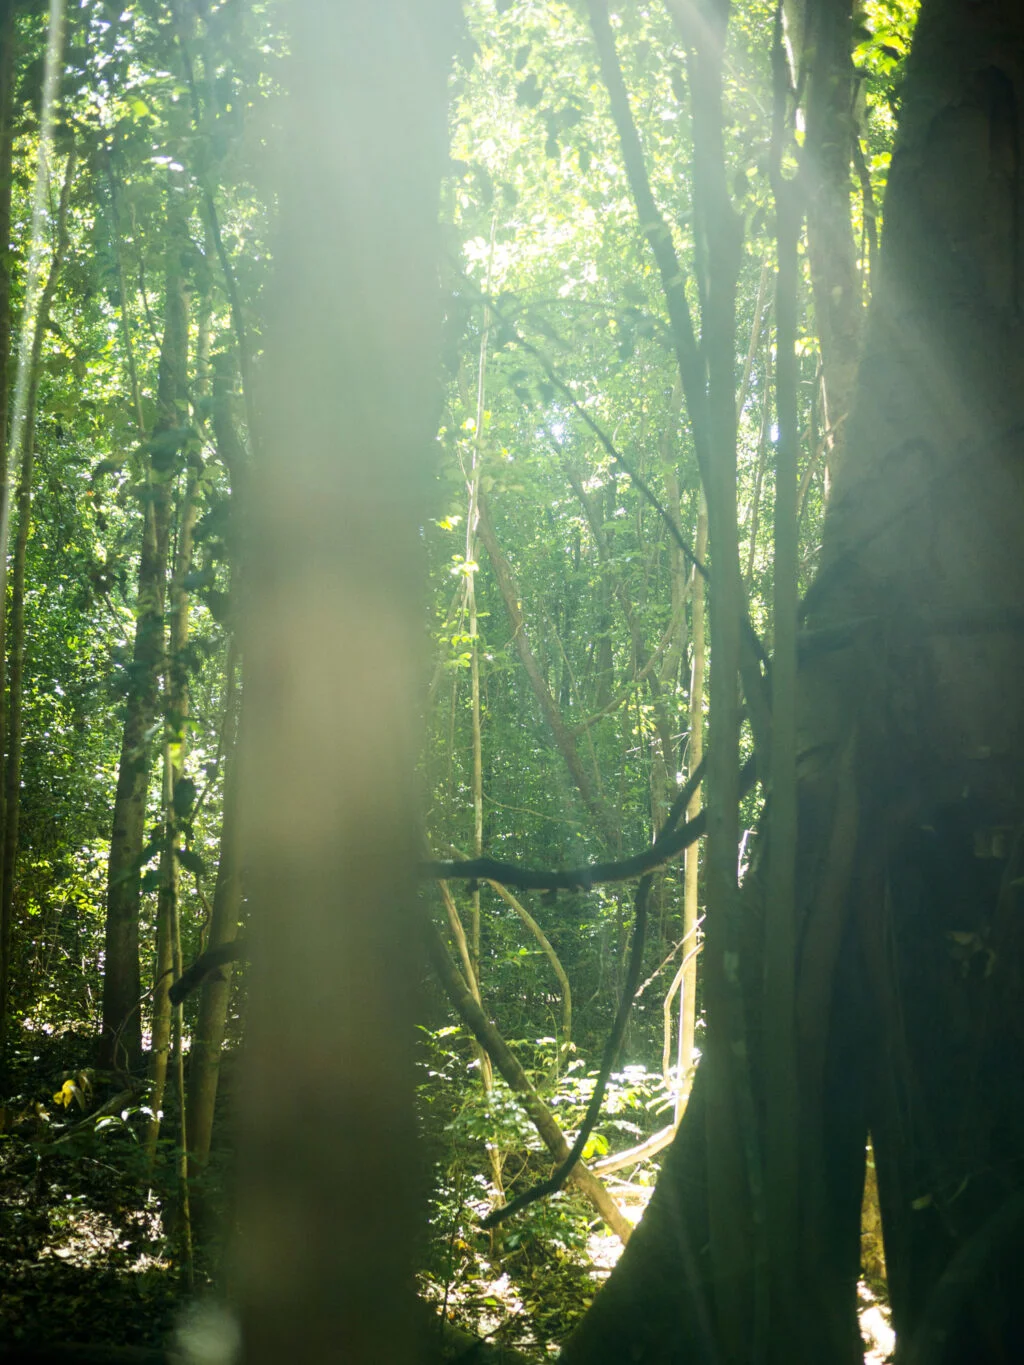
[185,360,245,1170]
[677,5,754,1350]
[1,146,75,1053]
[677,496,707,1119]
[463,303,503,1196]
[820,1,1024,1358]
[786,0,864,481]
[762,83,803,1342]
[231,4,455,1361]
[145,467,199,1159]
[0,0,14,459]
[185,718,240,1168]
[99,195,188,1072]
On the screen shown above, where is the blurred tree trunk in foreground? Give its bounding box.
[232,5,456,1364]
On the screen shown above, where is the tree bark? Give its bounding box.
[786,0,864,481]
[677,498,706,1119]
[231,5,455,1362]
[820,2,1024,1358]
[99,194,188,1072]
[185,722,240,1167]
[0,15,16,1033]
[145,467,199,1160]
[0,0,14,459]
[185,360,245,1170]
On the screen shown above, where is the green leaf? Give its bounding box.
[582,1132,609,1160]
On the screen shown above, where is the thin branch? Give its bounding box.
[478,747,703,1229]
[453,858,573,1052]
[479,869,654,1229]
[421,909,631,1242]
[477,489,619,844]
[427,754,757,893]
[459,272,773,731]
[570,613,676,732]
[438,880,477,997]
[430,755,698,888]
[661,930,704,1085]
[592,1120,677,1174]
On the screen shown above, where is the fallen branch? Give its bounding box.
[591,1120,678,1174]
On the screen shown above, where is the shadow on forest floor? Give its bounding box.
[0,1031,895,1363]
[0,1030,190,1359]
[428,1177,894,1363]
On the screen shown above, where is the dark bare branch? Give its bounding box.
[427,755,758,892]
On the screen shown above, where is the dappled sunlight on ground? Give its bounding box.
[422,1183,657,1358]
[0,1036,185,1354]
[860,1281,896,1363]
[39,1201,169,1273]
[429,1176,895,1361]
[586,1178,652,1278]
[454,1269,525,1340]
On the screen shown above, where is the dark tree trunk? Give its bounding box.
[788,0,864,480]
[99,198,188,1072]
[563,0,1024,1360]
[831,1,1024,1359]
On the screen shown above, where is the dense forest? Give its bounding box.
[0,0,1022,1362]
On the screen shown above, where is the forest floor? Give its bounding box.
[0,1031,895,1363]
[425,1179,652,1358]
[0,1030,186,1358]
[429,1178,894,1362]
